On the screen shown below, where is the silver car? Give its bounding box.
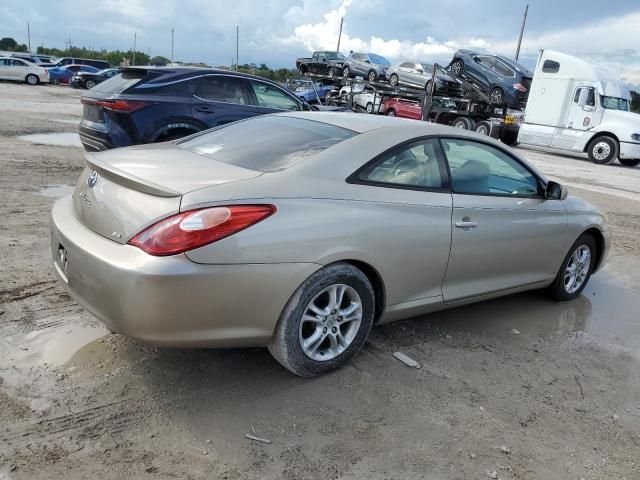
[386,61,462,95]
[50,113,609,376]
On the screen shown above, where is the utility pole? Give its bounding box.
[27,22,31,52]
[132,32,137,65]
[515,4,529,61]
[171,28,174,63]
[235,25,239,71]
[336,17,343,52]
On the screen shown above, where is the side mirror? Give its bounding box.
[545,181,568,200]
[474,57,482,64]
[364,59,371,64]
[301,101,311,111]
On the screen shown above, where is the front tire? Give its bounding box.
[389,74,399,86]
[548,234,596,301]
[368,70,377,82]
[328,66,335,77]
[268,262,375,377]
[342,66,351,78]
[85,79,96,89]
[25,74,39,85]
[450,59,464,76]
[619,158,640,167]
[452,117,475,130]
[386,109,396,117]
[587,136,618,164]
[366,102,375,114]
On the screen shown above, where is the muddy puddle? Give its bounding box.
[38,184,75,197]
[0,324,109,367]
[18,132,82,147]
[418,271,640,352]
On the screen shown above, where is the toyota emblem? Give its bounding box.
[87,170,99,188]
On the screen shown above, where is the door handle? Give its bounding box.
[196,106,215,113]
[455,217,478,229]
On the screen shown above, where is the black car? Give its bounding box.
[296,51,345,77]
[449,50,533,107]
[70,68,120,89]
[79,67,312,151]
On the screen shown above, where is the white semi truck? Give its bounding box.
[518,49,640,167]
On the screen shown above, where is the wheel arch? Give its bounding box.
[341,259,386,323]
[149,121,204,143]
[582,131,620,153]
[582,227,606,272]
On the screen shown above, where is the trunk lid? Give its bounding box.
[73,143,262,244]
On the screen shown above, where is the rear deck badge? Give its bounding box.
[87,170,99,187]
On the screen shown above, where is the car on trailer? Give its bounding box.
[342,52,391,82]
[449,50,533,107]
[386,61,462,95]
[296,51,346,77]
[383,98,422,120]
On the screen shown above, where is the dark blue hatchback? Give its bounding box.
[79,67,308,151]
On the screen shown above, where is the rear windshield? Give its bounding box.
[178,116,356,172]
[92,71,146,93]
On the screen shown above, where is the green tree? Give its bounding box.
[0,37,28,52]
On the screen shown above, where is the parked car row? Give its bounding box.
[0,54,114,87]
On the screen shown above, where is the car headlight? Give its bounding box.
[632,133,640,142]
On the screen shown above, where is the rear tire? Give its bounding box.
[475,120,492,136]
[425,79,434,94]
[26,74,39,85]
[619,158,640,167]
[587,135,618,164]
[299,66,308,75]
[548,234,596,301]
[366,102,375,114]
[452,117,475,130]
[268,262,375,377]
[489,87,504,105]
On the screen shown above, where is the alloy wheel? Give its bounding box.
[298,284,363,361]
[564,245,591,294]
[592,142,611,162]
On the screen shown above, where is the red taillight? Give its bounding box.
[81,97,151,112]
[513,83,527,92]
[128,205,276,256]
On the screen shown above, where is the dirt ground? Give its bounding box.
[1,83,639,480]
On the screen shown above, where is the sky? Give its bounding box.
[1,0,639,88]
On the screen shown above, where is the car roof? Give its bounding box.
[119,66,284,85]
[276,111,461,135]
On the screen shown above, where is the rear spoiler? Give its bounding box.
[85,153,181,198]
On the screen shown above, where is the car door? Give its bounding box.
[440,138,568,301]
[353,54,367,76]
[190,74,256,127]
[468,55,496,88]
[0,59,11,80]
[12,59,30,80]
[349,138,453,305]
[245,79,303,114]
[309,52,320,73]
[313,52,327,74]
[406,62,427,87]
[551,87,600,150]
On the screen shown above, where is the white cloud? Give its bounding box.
[280,0,492,62]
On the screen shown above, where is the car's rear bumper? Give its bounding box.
[50,195,318,348]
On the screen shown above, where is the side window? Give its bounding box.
[248,80,300,111]
[318,53,326,62]
[573,87,595,107]
[12,59,26,67]
[477,56,496,69]
[493,60,514,77]
[399,62,412,68]
[542,59,560,73]
[312,53,318,61]
[442,139,539,196]
[196,76,249,104]
[355,139,448,190]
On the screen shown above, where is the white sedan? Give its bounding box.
[0,56,49,85]
[339,83,383,114]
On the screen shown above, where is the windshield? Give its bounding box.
[601,96,630,111]
[178,116,357,173]
[368,54,391,66]
[326,52,345,61]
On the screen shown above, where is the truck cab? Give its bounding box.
[518,50,640,167]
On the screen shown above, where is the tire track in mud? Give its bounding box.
[0,280,57,303]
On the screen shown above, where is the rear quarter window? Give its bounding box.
[177,116,356,173]
[92,71,146,94]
